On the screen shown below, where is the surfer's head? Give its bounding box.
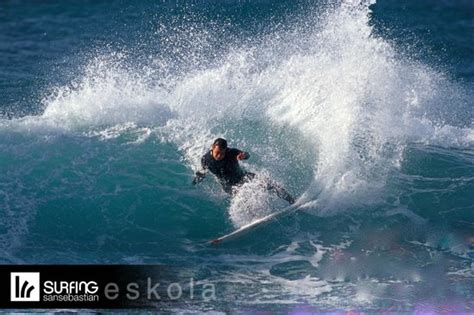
[211,138,227,161]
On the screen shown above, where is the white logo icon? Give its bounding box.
[10,272,40,302]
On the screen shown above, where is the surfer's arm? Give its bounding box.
[236,150,249,160]
[228,148,249,161]
[192,154,208,185]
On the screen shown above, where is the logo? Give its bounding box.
[10,272,40,302]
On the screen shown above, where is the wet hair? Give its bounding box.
[213,138,228,149]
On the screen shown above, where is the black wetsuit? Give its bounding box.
[199,148,295,204]
[201,148,253,193]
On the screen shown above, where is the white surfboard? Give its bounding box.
[210,203,302,245]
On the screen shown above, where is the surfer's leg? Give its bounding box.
[241,172,295,204]
[221,182,234,195]
[243,172,256,182]
[266,181,295,204]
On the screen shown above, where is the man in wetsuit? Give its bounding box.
[193,138,295,204]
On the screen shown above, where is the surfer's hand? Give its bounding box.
[237,152,249,160]
[192,171,206,185]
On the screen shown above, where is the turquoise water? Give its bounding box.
[0,0,473,312]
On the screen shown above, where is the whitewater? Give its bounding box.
[0,0,472,312]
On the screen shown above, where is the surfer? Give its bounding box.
[193,138,295,204]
